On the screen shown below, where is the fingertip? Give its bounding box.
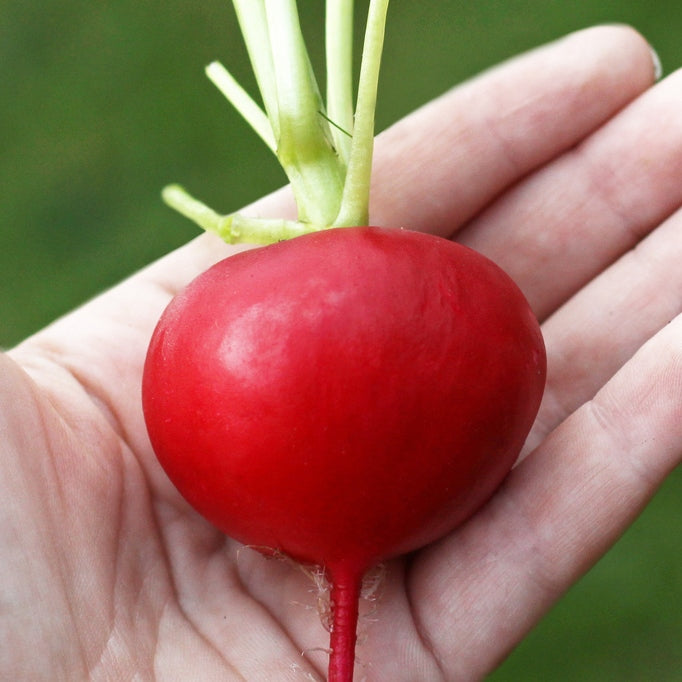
[611,24,663,81]
[616,24,663,81]
[567,24,661,84]
[650,44,663,81]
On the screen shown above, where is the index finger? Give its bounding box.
[370,25,656,237]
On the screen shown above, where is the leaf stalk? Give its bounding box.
[164,0,390,243]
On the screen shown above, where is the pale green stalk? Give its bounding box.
[264,0,344,226]
[334,0,389,227]
[325,0,354,165]
[162,185,320,245]
[231,0,280,135]
[163,0,391,243]
[205,61,276,154]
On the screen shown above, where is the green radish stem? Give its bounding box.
[333,0,389,227]
[263,0,345,226]
[161,185,319,244]
[205,61,276,153]
[163,0,390,243]
[325,0,355,165]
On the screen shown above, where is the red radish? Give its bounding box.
[143,226,545,679]
[145,2,546,680]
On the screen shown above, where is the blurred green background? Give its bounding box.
[2,1,680,679]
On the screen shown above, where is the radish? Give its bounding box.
[143,2,546,680]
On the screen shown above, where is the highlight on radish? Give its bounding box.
[142,2,547,680]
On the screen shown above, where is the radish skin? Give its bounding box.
[142,227,546,680]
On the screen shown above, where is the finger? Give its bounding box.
[370,25,656,237]
[411,313,682,680]
[460,67,682,319]
[527,205,682,452]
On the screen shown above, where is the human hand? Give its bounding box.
[2,25,679,680]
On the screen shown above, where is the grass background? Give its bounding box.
[2,1,681,678]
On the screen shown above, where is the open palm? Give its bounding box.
[3,26,681,681]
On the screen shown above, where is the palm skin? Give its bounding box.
[2,26,681,681]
